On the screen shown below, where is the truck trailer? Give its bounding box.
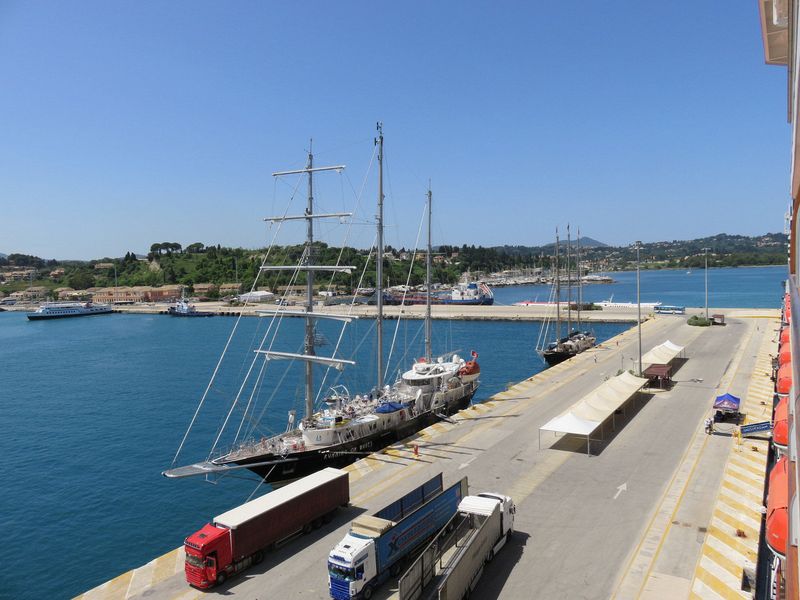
[398,492,515,600]
[184,467,349,588]
[328,473,468,600]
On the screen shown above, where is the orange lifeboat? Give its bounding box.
[779,344,792,366]
[766,455,789,560]
[777,363,793,395]
[458,351,480,383]
[773,396,789,451]
[780,327,790,346]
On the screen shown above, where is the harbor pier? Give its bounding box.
[76,310,779,600]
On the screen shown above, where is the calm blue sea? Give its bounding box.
[492,264,788,308]
[0,265,784,599]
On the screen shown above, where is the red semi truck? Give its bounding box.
[184,467,349,588]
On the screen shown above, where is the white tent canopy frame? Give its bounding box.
[641,340,685,370]
[538,371,649,455]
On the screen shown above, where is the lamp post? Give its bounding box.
[702,247,710,320]
[636,241,642,376]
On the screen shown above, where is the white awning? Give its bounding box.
[539,371,648,438]
[641,340,684,368]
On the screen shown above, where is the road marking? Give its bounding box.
[614,482,628,500]
[612,318,758,599]
[458,456,477,470]
[688,319,777,599]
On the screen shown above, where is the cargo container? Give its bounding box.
[328,473,467,600]
[185,467,349,588]
[398,492,515,600]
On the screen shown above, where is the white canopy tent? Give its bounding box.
[539,371,649,455]
[641,340,684,369]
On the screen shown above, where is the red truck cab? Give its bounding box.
[184,523,232,588]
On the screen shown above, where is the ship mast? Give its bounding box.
[267,146,352,424]
[304,144,315,421]
[555,228,560,342]
[425,185,432,362]
[567,223,572,335]
[577,226,582,331]
[375,123,385,392]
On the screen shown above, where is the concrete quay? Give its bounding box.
[76,309,780,600]
[3,299,774,322]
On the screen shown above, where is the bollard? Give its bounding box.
[413,444,419,459]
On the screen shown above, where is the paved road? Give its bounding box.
[116,314,760,600]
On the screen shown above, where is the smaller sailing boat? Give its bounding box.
[538,226,595,367]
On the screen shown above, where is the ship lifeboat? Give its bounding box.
[777,363,793,395]
[458,352,480,383]
[779,344,792,366]
[773,396,789,452]
[780,327,790,347]
[766,455,789,560]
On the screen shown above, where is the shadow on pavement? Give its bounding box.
[546,392,656,456]
[471,530,532,599]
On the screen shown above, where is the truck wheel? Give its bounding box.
[323,511,334,524]
[506,530,513,543]
[313,517,323,529]
[215,572,227,586]
[302,522,313,535]
[390,562,402,576]
[252,550,264,565]
[362,584,374,600]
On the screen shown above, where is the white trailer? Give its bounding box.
[398,492,515,600]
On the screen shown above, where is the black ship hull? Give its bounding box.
[167,309,215,317]
[542,349,574,367]
[229,391,475,483]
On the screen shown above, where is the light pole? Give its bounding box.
[635,241,642,376]
[702,247,710,320]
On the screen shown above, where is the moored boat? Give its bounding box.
[27,301,114,320]
[168,298,215,317]
[164,127,480,484]
[537,225,596,366]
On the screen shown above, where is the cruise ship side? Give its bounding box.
[759,2,800,597]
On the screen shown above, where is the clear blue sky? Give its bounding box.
[0,1,790,260]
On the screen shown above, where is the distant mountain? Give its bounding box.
[493,237,608,255]
[574,237,607,248]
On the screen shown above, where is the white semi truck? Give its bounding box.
[398,492,515,600]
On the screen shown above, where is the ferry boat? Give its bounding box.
[595,296,662,309]
[27,301,114,320]
[167,298,215,317]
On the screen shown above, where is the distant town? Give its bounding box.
[0,232,787,304]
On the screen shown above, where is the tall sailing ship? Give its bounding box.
[537,226,596,366]
[164,127,480,484]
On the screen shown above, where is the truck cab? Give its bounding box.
[328,533,376,600]
[476,492,515,538]
[184,523,232,589]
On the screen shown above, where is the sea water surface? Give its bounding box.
[492,264,787,308]
[1,265,785,599]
